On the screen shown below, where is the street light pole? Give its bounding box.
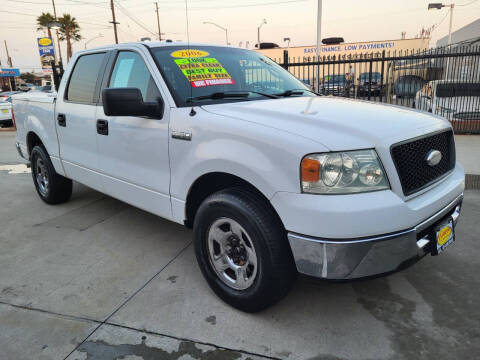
[316,0,322,58]
[51,0,63,65]
[447,3,454,46]
[428,3,455,79]
[316,0,322,92]
[257,19,266,48]
[203,21,229,45]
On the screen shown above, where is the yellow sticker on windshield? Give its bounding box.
[174,57,235,88]
[171,49,209,58]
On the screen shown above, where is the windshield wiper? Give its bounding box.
[186,91,278,103]
[273,88,319,97]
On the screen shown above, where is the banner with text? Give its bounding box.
[37,37,55,73]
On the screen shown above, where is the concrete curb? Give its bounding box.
[465,174,480,190]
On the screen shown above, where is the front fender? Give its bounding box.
[169,108,326,202]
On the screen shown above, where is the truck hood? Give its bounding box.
[202,96,450,151]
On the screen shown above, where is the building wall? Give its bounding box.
[436,18,480,47]
[256,38,430,61]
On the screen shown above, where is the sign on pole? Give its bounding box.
[0,69,20,77]
[37,37,55,73]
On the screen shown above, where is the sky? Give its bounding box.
[1,0,479,72]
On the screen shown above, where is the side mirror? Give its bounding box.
[102,87,164,119]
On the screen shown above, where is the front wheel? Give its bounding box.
[31,145,72,204]
[194,188,296,312]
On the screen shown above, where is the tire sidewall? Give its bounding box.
[31,146,54,202]
[194,192,288,310]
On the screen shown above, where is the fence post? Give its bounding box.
[367,55,373,101]
[50,60,60,92]
[379,50,385,103]
[283,50,289,70]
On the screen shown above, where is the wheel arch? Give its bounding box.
[26,131,45,158]
[184,171,284,230]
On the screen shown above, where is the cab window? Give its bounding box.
[66,52,106,103]
[108,51,161,102]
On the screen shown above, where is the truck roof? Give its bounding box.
[80,41,238,54]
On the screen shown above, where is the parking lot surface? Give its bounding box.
[0,132,479,360]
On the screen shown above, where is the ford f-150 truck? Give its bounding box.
[13,42,465,312]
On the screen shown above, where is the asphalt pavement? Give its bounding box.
[0,131,479,360]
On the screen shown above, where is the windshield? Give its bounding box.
[359,72,381,80]
[323,75,345,83]
[151,46,312,106]
[436,83,480,98]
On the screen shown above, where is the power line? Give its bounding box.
[457,0,479,6]
[114,0,157,36]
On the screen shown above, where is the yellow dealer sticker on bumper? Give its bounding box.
[437,225,452,246]
[174,57,235,88]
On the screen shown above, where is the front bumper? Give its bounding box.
[288,193,463,279]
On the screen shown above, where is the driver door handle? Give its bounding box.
[96,119,108,135]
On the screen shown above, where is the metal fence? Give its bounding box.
[273,46,480,134]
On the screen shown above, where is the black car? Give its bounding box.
[357,72,383,96]
[320,75,346,96]
[394,75,426,98]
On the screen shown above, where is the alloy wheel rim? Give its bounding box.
[35,158,49,196]
[207,217,258,290]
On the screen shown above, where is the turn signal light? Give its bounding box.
[301,158,320,182]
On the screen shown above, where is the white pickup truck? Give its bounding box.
[13,42,465,312]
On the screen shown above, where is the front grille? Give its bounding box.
[391,130,455,196]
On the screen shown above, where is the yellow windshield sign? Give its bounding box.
[171,49,209,58]
[174,57,235,88]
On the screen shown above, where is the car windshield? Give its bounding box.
[151,46,312,106]
[359,72,381,80]
[323,75,345,83]
[436,83,480,98]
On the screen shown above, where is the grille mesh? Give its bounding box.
[391,130,455,196]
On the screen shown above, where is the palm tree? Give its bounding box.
[36,12,55,38]
[58,14,81,61]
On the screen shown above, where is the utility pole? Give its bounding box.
[110,0,119,44]
[51,0,63,64]
[4,41,12,68]
[4,41,13,91]
[154,2,162,41]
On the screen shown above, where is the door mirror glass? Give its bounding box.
[102,87,164,118]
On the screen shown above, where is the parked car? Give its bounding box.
[414,80,480,121]
[13,43,464,312]
[18,83,38,92]
[357,72,384,96]
[394,75,426,98]
[320,74,346,95]
[0,91,20,101]
[0,98,13,128]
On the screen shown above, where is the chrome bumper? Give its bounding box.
[288,193,463,279]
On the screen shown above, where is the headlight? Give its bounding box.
[301,150,390,194]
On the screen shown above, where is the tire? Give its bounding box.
[31,145,72,204]
[193,188,297,312]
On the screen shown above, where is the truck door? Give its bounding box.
[55,52,108,191]
[95,48,172,220]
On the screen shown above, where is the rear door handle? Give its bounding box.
[57,114,66,127]
[96,119,108,135]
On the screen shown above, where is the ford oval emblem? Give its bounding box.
[425,150,442,166]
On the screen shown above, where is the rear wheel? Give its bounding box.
[194,188,296,312]
[31,145,72,204]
